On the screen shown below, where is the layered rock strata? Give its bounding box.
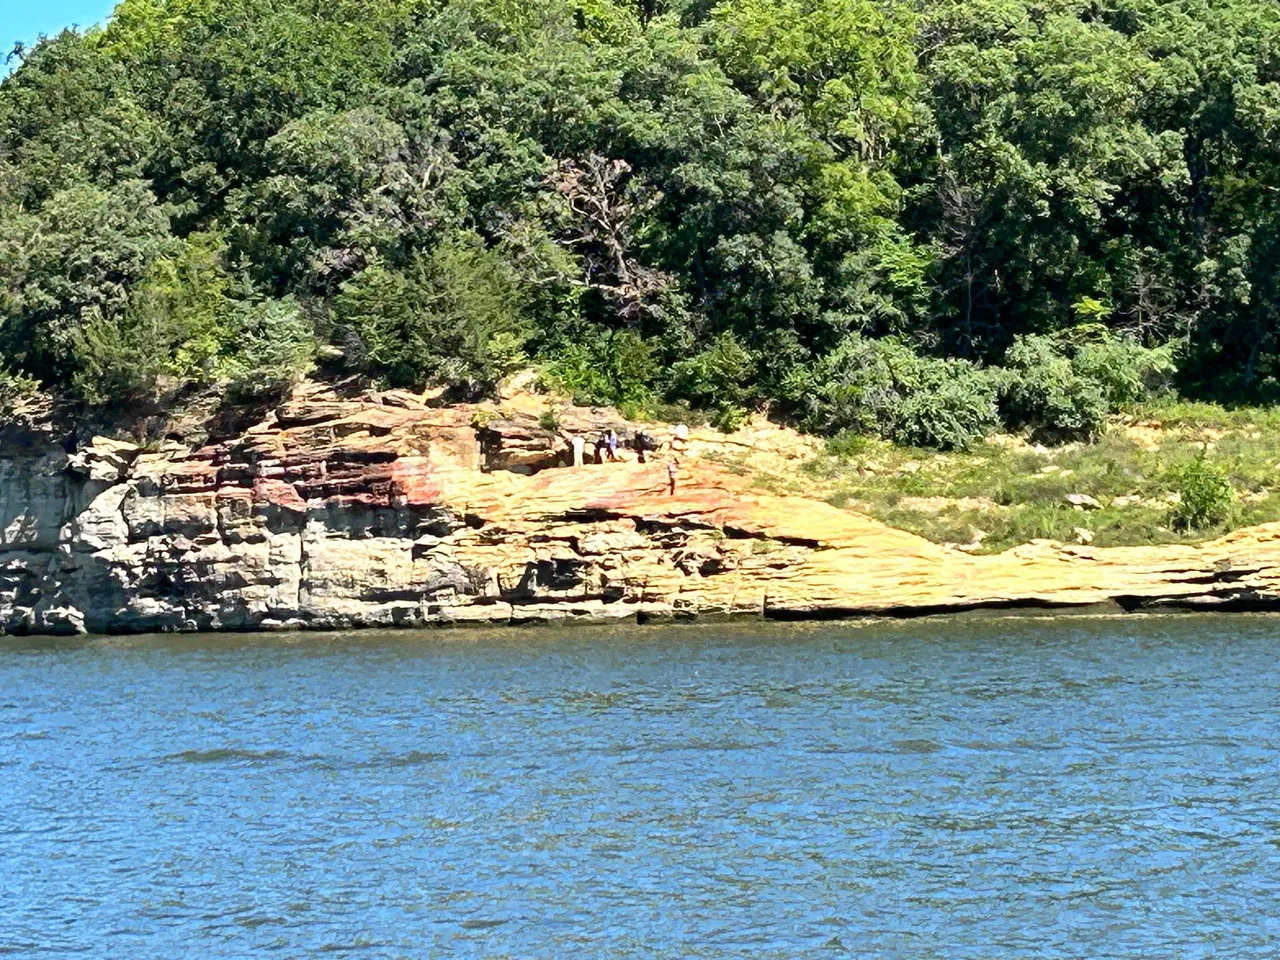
[4,389,1280,634]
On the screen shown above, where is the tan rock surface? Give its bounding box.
[3,386,1279,635]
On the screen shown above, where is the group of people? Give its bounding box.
[596,429,621,463]
[567,425,686,494]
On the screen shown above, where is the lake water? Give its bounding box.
[3,615,1279,957]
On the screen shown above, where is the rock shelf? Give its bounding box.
[4,386,1280,634]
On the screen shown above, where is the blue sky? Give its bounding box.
[2,0,117,53]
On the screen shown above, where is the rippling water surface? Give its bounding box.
[4,616,1280,957]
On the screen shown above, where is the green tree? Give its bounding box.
[2,0,1280,429]
[335,233,530,395]
[68,232,234,406]
[0,179,176,382]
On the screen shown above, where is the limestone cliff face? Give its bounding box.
[4,387,1280,635]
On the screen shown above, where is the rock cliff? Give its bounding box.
[4,385,1280,635]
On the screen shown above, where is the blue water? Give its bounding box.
[3,616,1279,957]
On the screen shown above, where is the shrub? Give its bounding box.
[885,344,1000,450]
[0,365,37,421]
[542,327,657,408]
[781,333,888,437]
[223,298,316,401]
[69,308,170,407]
[67,233,242,408]
[334,233,530,397]
[786,334,999,450]
[640,399,707,427]
[1001,332,1178,442]
[665,332,756,410]
[824,430,874,459]
[1072,336,1177,406]
[0,180,178,382]
[999,334,1109,442]
[664,331,757,432]
[1171,453,1234,531]
[710,403,748,433]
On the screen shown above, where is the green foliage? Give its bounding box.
[710,0,919,145]
[823,430,874,459]
[999,335,1111,443]
[68,233,235,406]
[335,234,530,395]
[887,350,1000,451]
[543,328,657,409]
[1073,337,1178,408]
[222,298,317,401]
[710,403,748,433]
[69,308,171,408]
[666,333,754,408]
[2,0,1280,431]
[0,180,176,380]
[665,332,756,430]
[1170,453,1235,532]
[786,334,998,450]
[784,334,889,437]
[0,366,38,421]
[1000,332,1178,442]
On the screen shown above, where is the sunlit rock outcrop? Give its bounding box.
[4,385,1280,634]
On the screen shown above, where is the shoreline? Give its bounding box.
[6,606,1280,645]
[6,385,1280,637]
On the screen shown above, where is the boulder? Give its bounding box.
[1065,493,1103,510]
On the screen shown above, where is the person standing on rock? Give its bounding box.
[634,430,655,464]
[570,434,585,468]
[673,422,689,453]
[667,459,678,495]
[607,429,619,462]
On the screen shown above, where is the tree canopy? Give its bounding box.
[2,0,1279,440]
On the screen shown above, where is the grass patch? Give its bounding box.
[796,400,1280,552]
[1125,400,1280,433]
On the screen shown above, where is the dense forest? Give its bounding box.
[2,0,1279,447]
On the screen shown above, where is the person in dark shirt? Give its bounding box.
[634,431,656,464]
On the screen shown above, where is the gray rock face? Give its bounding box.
[0,398,486,634]
[0,454,475,635]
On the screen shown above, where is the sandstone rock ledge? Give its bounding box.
[4,388,1280,635]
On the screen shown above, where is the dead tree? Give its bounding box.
[546,154,670,323]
